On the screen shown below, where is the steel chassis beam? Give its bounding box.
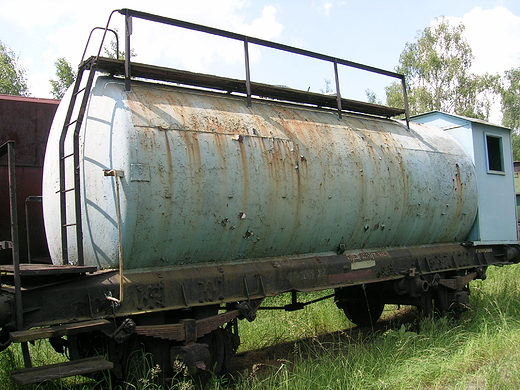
[1,242,517,333]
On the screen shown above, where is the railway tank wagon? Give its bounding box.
[43,77,478,270]
[1,9,519,386]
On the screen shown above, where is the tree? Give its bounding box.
[104,29,136,60]
[511,133,520,161]
[501,67,520,161]
[49,57,76,99]
[500,67,520,131]
[386,17,499,120]
[0,40,29,96]
[320,78,334,94]
[365,89,382,105]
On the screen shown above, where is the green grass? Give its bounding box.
[2,264,520,389]
[226,264,520,390]
[237,290,354,352]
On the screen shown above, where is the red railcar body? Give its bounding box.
[0,94,60,264]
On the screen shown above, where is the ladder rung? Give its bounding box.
[74,86,87,96]
[9,319,111,343]
[64,119,78,128]
[11,356,113,385]
[62,188,75,193]
[62,223,76,227]
[61,153,74,160]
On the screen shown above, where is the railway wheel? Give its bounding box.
[176,306,237,377]
[177,326,237,386]
[433,286,450,317]
[198,327,233,374]
[335,284,385,327]
[418,289,435,318]
[66,323,156,385]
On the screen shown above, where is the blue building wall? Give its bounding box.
[412,111,517,243]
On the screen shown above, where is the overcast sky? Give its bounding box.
[1,0,519,122]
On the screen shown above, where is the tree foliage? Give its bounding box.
[365,89,382,105]
[0,40,29,96]
[501,67,520,131]
[104,44,137,60]
[320,78,334,94]
[386,17,499,120]
[49,57,76,99]
[104,29,136,60]
[511,133,520,161]
[502,68,520,161]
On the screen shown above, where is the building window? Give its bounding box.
[485,134,504,173]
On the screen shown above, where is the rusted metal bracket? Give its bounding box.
[111,318,136,343]
[236,301,256,321]
[103,169,124,177]
[438,272,478,291]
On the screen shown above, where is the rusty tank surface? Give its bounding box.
[43,76,478,270]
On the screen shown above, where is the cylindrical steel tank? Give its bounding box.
[43,76,478,270]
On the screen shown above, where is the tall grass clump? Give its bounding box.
[227,264,520,390]
[237,290,354,351]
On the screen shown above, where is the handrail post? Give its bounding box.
[4,142,22,329]
[401,77,410,129]
[124,9,132,91]
[0,141,31,367]
[333,59,342,119]
[244,37,252,108]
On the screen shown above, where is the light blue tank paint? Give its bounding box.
[43,76,478,269]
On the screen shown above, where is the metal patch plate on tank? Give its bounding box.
[130,164,150,182]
